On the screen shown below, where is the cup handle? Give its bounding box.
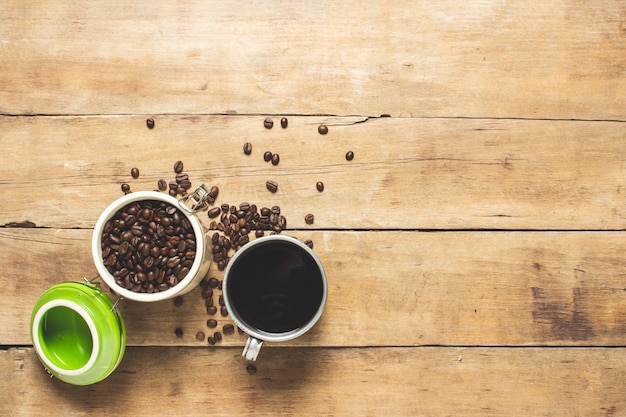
[243,336,263,361]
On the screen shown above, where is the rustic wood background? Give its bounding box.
[2,1,626,415]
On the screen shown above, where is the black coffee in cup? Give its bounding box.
[226,238,325,334]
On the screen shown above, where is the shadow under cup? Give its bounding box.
[223,236,327,345]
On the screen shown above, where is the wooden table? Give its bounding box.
[2,1,626,415]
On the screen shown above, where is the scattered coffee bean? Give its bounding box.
[196,331,205,342]
[223,324,235,334]
[131,167,140,179]
[263,151,273,162]
[271,153,280,166]
[173,296,183,307]
[280,117,288,128]
[175,327,183,338]
[207,305,218,315]
[246,364,257,375]
[264,117,273,129]
[208,207,221,219]
[304,239,314,249]
[346,150,354,161]
[318,124,328,135]
[266,180,278,193]
[207,336,216,345]
[316,181,324,192]
[243,142,252,155]
[173,160,184,173]
[208,277,219,288]
[121,183,131,193]
[146,118,155,129]
[213,331,222,342]
[237,327,245,335]
[157,179,167,191]
[202,288,213,299]
[220,306,229,316]
[207,319,218,328]
[305,213,315,224]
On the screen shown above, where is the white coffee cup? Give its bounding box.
[222,235,327,361]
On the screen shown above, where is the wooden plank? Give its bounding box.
[3,346,625,416]
[1,1,624,119]
[2,116,625,230]
[4,228,626,347]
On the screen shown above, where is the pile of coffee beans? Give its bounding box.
[208,202,287,270]
[101,199,197,293]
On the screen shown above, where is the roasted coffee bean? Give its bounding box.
[175,173,189,183]
[131,167,140,179]
[175,327,183,338]
[221,203,230,213]
[213,331,222,342]
[246,364,257,375]
[260,207,271,216]
[304,239,314,249]
[271,153,280,166]
[280,117,288,128]
[218,295,225,306]
[207,336,216,345]
[208,207,221,219]
[146,118,155,129]
[179,179,192,190]
[263,117,273,129]
[207,319,218,328]
[266,180,278,193]
[223,324,235,335]
[121,183,131,193]
[173,160,184,173]
[196,331,205,342]
[207,305,218,315]
[316,181,324,192]
[208,277,219,288]
[243,142,252,155]
[202,288,213,299]
[263,151,272,162]
[220,306,229,316]
[305,213,315,224]
[255,230,264,238]
[318,124,328,135]
[158,179,167,191]
[209,186,219,199]
[346,150,354,161]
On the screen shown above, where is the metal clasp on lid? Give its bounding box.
[178,183,211,214]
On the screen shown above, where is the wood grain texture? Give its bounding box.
[3,346,625,416]
[4,228,626,347]
[1,1,625,119]
[1,115,625,230]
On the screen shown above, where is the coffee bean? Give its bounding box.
[346,150,354,161]
[316,181,325,192]
[304,239,314,249]
[305,213,314,224]
[195,331,205,342]
[318,124,328,135]
[208,277,219,288]
[246,364,257,375]
[223,324,235,334]
[220,306,229,316]
[271,153,280,166]
[121,183,131,193]
[255,230,264,238]
[173,296,183,306]
[175,327,183,338]
[208,207,221,218]
[209,186,219,199]
[264,117,273,129]
[280,117,288,128]
[266,180,278,193]
[207,336,216,345]
[157,179,167,191]
[130,168,139,179]
[263,151,272,162]
[243,142,252,155]
[207,319,218,328]
[173,160,184,173]
[207,305,218,315]
[213,331,222,342]
[146,118,155,129]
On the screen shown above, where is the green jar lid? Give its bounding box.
[30,282,126,385]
